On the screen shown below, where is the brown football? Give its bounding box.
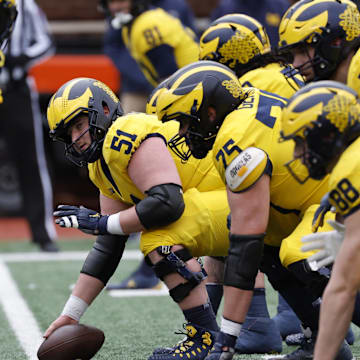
[37,324,105,360]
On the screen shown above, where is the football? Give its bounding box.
[37,324,105,360]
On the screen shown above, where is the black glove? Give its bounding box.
[54,205,109,235]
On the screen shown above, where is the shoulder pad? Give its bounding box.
[225,147,268,192]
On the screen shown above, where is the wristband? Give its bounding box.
[221,316,242,337]
[106,212,125,235]
[61,294,88,321]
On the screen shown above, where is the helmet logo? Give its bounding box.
[93,81,118,103]
[219,30,261,66]
[324,95,356,132]
[222,79,243,98]
[339,7,360,41]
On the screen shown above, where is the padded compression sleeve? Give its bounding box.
[81,234,128,285]
[224,233,264,290]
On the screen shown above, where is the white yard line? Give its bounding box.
[0,261,44,360]
[0,249,143,360]
[108,283,169,298]
[0,249,142,262]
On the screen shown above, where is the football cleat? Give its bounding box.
[267,336,354,360]
[235,317,282,354]
[106,269,161,290]
[285,333,305,347]
[285,326,355,347]
[149,323,216,360]
[205,331,236,360]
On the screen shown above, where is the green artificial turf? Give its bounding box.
[0,240,359,359]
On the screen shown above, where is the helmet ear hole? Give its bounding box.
[102,102,110,116]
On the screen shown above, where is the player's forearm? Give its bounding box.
[314,281,355,360]
[108,206,146,234]
[72,273,104,305]
[60,274,105,322]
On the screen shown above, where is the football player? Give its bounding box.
[99,0,199,87]
[199,13,305,95]
[44,77,232,360]
[277,0,360,84]
[155,61,354,360]
[99,0,198,291]
[199,13,306,348]
[276,0,360,343]
[347,45,360,94]
[279,81,360,360]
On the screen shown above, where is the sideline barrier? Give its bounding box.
[29,54,121,94]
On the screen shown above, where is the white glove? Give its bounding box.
[301,220,345,271]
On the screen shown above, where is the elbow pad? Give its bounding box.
[81,234,128,285]
[135,183,185,229]
[224,233,264,290]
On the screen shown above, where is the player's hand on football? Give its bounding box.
[301,220,345,271]
[53,205,109,235]
[43,315,78,338]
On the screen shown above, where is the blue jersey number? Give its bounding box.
[110,130,137,154]
[216,139,242,169]
[255,93,286,129]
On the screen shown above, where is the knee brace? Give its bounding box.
[224,233,264,290]
[149,246,207,303]
[81,234,128,285]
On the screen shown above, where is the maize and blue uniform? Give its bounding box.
[238,64,331,268]
[212,87,330,264]
[122,8,199,87]
[326,138,360,218]
[88,113,230,257]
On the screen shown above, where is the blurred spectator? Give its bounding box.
[0,0,58,252]
[101,0,196,112]
[186,0,220,36]
[211,0,290,47]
